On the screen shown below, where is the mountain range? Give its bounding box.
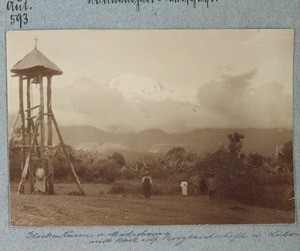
[8,74,292,157]
[53,126,292,156]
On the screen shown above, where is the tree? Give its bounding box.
[227,132,245,156]
[248,152,264,168]
[109,152,126,168]
[279,140,293,170]
[91,159,120,183]
[53,144,82,181]
[167,147,186,160]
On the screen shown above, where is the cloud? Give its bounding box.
[51,77,204,133]
[11,72,291,134]
[197,70,292,129]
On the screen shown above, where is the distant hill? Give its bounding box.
[7,113,292,156]
[52,126,292,156]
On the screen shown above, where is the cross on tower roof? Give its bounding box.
[34,36,39,49]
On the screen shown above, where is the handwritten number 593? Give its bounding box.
[10,13,28,28]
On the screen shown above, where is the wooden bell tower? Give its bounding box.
[10,37,85,195]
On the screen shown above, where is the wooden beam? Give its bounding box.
[38,73,47,193]
[26,115,38,120]
[19,76,26,194]
[47,76,54,195]
[12,75,30,80]
[12,146,42,150]
[17,117,40,194]
[26,113,52,120]
[27,77,34,193]
[52,114,85,196]
[39,73,44,149]
[25,105,40,112]
[26,79,32,143]
[31,120,41,158]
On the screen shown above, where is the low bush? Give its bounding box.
[256,186,294,211]
[231,187,294,210]
[255,172,294,186]
[228,173,294,211]
[120,167,137,180]
[84,159,120,183]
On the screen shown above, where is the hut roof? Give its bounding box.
[10,48,63,76]
[194,149,245,175]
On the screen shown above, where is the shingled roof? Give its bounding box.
[193,149,245,175]
[189,149,247,195]
[11,48,63,76]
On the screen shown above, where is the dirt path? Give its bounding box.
[10,183,294,226]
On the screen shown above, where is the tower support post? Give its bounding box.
[38,73,48,192]
[47,76,54,195]
[26,78,34,193]
[19,76,26,194]
[52,114,85,196]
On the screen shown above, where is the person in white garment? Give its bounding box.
[180,180,188,196]
[33,167,51,195]
[34,167,46,194]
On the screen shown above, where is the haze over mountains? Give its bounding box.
[8,112,291,156]
[47,73,292,135]
[8,73,292,157]
[50,74,292,156]
[53,126,292,156]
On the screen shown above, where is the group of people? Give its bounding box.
[141,171,217,202]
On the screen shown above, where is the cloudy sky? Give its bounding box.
[7,30,293,133]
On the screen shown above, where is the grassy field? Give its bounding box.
[10,182,295,226]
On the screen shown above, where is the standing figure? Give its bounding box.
[180,180,188,196]
[199,179,208,194]
[34,167,46,194]
[207,173,217,202]
[142,171,152,200]
[33,166,51,195]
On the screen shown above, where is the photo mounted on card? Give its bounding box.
[7,29,295,226]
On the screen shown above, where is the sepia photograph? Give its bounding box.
[7,29,295,226]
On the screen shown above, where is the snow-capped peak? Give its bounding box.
[107,74,175,102]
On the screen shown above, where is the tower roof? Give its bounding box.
[10,48,63,76]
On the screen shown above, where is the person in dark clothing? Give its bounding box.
[206,173,217,202]
[142,171,152,200]
[199,179,208,193]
